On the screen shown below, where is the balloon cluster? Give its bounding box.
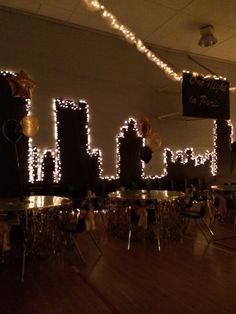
[139,116,162,164]
[2,116,39,143]
[7,71,35,99]
[231,141,236,154]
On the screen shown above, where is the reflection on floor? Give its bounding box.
[1,214,236,314]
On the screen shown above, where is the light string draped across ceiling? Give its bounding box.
[82,0,236,93]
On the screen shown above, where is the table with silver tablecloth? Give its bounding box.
[107,190,185,242]
[0,195,73,257]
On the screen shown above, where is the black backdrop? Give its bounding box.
[0,72,220,197]
[0,74,28,196]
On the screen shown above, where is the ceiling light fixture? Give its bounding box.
[198,25,217,47]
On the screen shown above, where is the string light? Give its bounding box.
[82,0,236,92]
[12,94,224,181]
[212,119,233,176]
[54,98,104,180]
[40,150,56,181]
[1,71,226,182]
[228,120,234,143]
[0,70,16,77]
[162,147,215,175]
[212,120,218,175]
[28,97,221,181]
[115,118,144,179]
[28,144,38,183]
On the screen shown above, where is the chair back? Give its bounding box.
[130,209,140,224]
[92,197,101,210]
[75,216,86,233]
[198,203,206,218]
[183,201,206,219]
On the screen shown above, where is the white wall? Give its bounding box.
[0,7,235,177]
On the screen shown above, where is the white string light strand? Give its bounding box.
[82,0,236,92]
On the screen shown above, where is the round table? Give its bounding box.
[0,195,73,256]
[0,195,73,282]
[0,195,72,213]
[107,190,185,242]
[210,185,236,193]
[108,189,184,201]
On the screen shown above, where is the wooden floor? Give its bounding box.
[1,216,236,314]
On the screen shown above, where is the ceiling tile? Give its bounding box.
[0,0,236,65]
[183,0,236,30]
[95,0,177,38]
[145,0,194,10]
[202,35,236,64]
[46,0,78,10]
[146,11,236,57]
[0,0,41,12]
[69,7,117,34]
[146,12,203,50]
[38,4,72,21]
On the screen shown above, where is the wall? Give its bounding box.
[0,7,235,180]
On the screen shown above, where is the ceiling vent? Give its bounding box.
[198,25,217,47]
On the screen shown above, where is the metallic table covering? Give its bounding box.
[108,189,184,201]
[107,190,186,243]
[0,195,73,257]
[210,185,236,192]
[0,195,73,213]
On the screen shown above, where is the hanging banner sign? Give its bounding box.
[182,72,230,119]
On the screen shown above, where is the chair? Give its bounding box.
[81,192,108,226]
[61,213,102,264]
[91,197,108,226]
[181,201,214,243]
[1,214,26,282]
[127,200,161,252]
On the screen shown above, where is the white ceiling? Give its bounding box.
[1,0,236,65]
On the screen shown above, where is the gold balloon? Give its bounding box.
[20,116,39,137]
[7,70,35,99]
[147,132,162,152]
[139,116,151,138]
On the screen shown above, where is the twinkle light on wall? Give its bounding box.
[0,70,16,77]
[0,71,37,183]
[228,120,234,143]
[29,100,170,182]
[115,117,144,180]
[29,97,219,182]
[163,147,214,175]
[28,143,38,183]
[40,149,56,181]
[212,120,218,175]
[82,0,236,92]
[54,98,104,180]
[29,99,62,183]
[211,119,233,176]
[1,70,221,183]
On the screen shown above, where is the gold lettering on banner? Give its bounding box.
[199,95,220,108]
[207,79,228,93]
[189,75,205,87]
[189,96,197,104]
[188,74,228,94]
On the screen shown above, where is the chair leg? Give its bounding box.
[71,235,86,264]
[99,211,105,226]
[128,225,132,250]
[156,225,161,252]
[21,243,26,283]
[196,219,214,243]
[209,208,219,228]
[234,213,236,231]
[201,218,214,237]
[88,231,102,255]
